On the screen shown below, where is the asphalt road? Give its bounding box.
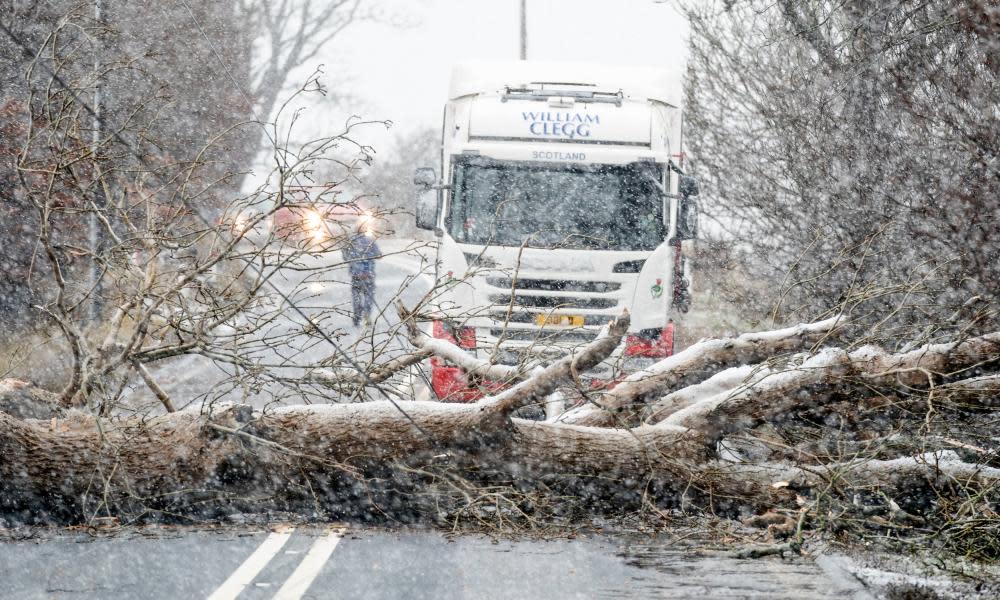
[130,237,435,410]
[0,526,874,600]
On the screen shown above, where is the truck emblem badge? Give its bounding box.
[651,279,663,299]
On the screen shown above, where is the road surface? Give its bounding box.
[130,237,435,410]
[0,525,873,599]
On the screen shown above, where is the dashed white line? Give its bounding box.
[206,526,294,600]
[271,526,347,600]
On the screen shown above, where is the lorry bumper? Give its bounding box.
[429,358,506,402]
[428,321,677,402]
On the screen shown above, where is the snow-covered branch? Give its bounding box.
[557,314,844,426]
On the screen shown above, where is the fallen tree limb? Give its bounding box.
[302,348,434,387]
[659,332,1000,442]
[478,312,631,417]
[643,364,771,425]
[556,315,844,427]
[398,301,523,383]
[719,451,1000,490]
[395,302,631,418]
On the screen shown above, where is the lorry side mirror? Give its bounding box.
[415,189,438,231]
[679,175,700,198]
[413,167,437,188]
[676,197,699,240]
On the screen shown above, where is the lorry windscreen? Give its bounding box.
[449,158,665,250]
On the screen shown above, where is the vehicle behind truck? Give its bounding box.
[414,61,699,401]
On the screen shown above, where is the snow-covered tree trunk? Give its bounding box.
[3,315,997,524]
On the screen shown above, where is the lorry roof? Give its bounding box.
[449,61,680,107]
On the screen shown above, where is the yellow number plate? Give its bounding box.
[535,314,585,327]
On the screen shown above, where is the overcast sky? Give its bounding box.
[286,0,690,158]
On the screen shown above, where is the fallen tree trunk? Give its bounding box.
[0,401,713,523]
[2,313,721,522]
[2,319,998,527]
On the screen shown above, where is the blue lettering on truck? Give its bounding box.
[531,151,586,161]
[522,112,600,139]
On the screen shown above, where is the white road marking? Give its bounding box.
[271,527,347,600]
[206,526,294,600]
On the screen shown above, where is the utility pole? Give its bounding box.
[88,0,102,321]
[519,0,527,60]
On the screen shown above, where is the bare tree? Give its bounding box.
[238,0,376,130]
[1,9,414,414]
[0,0,260,322]
[681,0,1000,341]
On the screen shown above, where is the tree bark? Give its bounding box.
[0,400,712,522]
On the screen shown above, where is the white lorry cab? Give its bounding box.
[414,61,699,401]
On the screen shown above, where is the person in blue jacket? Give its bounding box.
[342,225,381,327]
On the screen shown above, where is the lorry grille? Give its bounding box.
[486,277,620,293]
[488,294,617,310]
[481,275,623,368]
[489,328,599,344]
[482,277,623,364]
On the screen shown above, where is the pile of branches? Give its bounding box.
[2,308,998,557]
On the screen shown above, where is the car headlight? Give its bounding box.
[357,211,374,235]
[232,213,249,234]
[303,210,326,240]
